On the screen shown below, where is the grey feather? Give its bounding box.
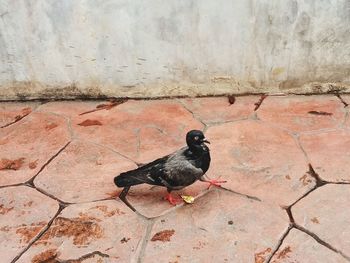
[163,147,204,189]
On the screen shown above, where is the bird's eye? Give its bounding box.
[194,136,199,140]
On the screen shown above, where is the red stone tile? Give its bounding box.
[293,184,350,258]
[0,112,71,186]
[34,140,137,203]
[17,200,147,263]
[0,186,59,262]
[299,130,350,182]
[0,102,38,128]
[180,96,258,124]
[258,95,345,133]
[205,120,314,206]
[40,100,203,164]
[143,190,288,262]
[270,229,347,263]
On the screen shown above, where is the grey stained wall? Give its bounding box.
[0,0,350,100]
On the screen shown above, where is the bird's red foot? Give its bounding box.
[203,179,227,189]
[164,193,182,206]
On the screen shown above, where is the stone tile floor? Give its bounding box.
[0,94,349,263]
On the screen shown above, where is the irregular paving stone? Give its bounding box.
[293,184,350,258]
[39,100,203,164]
[0,186,59,262]
[34,140,137,203]
[17,200,147,263]
[270,229,347,263]
[0,102,38,128]
[0,112,71,186]
[299,130,350,182]
[258,95,345,133]
[143,190,288,262]
[205,120,314,206]
[180,96,258,124]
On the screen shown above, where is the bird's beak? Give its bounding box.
[202,139,210,144]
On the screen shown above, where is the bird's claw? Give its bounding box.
[164,193,182,206]
[205,179,227,189]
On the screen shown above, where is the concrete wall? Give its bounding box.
[0,0,350,100]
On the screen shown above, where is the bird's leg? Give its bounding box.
[200,176,227,190]
[119,186,137,212]
[164,188,182,206]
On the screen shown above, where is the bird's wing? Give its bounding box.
[160,148,204,187]
[115,155,171,187]
[115,147,204,188]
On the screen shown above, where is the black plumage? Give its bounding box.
[114,130,222,211]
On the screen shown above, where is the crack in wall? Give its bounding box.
[11,203,66,263]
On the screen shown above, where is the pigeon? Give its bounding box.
[114,130,226,211]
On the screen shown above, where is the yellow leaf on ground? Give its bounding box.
[181,195,195,204]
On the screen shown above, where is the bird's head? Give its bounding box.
[186,130,210,149]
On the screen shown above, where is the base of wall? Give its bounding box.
[0,81,349,101]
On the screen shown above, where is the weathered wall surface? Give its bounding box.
[0,0,350,100]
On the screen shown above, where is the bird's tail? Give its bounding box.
[114,170,146,187]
